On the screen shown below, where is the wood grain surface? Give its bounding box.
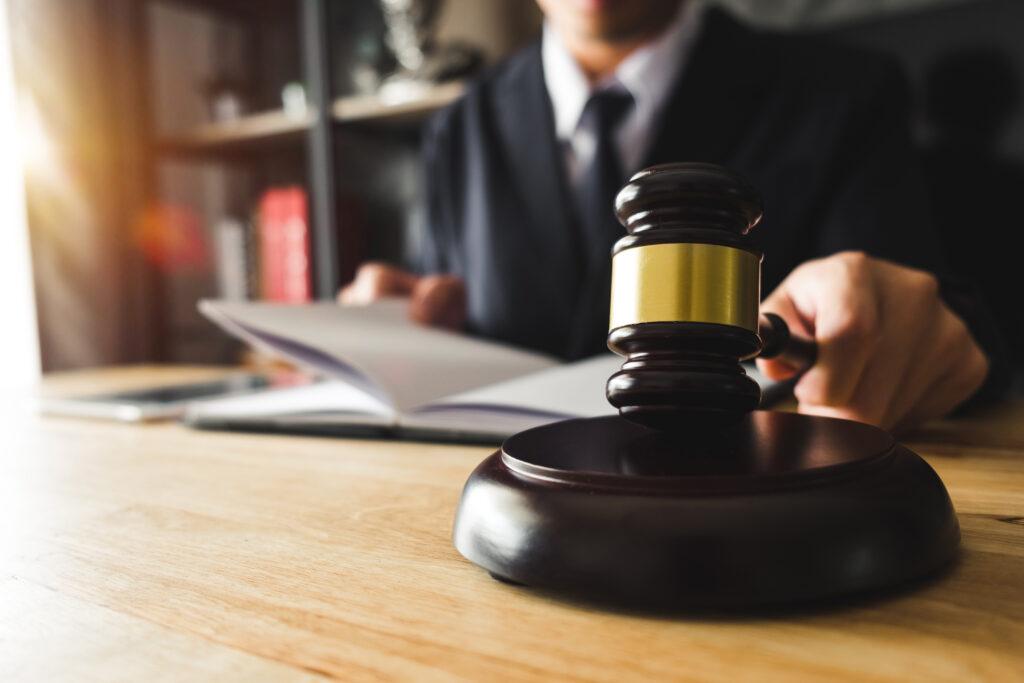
[2,366,1022,682]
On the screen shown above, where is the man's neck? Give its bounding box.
[564,35,654,84]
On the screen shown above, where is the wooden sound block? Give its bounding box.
[453,412,959,607]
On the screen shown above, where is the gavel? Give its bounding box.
[605,163,817,430]
[453,161,959,607]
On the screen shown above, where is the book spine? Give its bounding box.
[257,187,311,302]
[258,189,282,301]
[213,217,249,300]
[282,187,311,302]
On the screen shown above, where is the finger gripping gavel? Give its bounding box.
[605,163,817,430]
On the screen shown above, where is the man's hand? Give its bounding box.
[409,274,467,331]
[337,262,419,304]
[337,262,467,331]
[757,251,988,433]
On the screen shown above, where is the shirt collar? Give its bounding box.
[542,1,705,142]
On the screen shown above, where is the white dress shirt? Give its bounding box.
[541,1,705,188]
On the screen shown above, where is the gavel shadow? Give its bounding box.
[493,554,959,622]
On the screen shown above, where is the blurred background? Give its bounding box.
[1,0,1021,384]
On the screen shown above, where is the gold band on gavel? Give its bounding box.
[609,243,761,332]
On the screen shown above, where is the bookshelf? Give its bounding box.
[137,0,538,363]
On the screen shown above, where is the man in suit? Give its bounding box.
[340,0,999,433]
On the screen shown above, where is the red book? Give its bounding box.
[258,187,311,302]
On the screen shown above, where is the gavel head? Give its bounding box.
[606,162,765,431]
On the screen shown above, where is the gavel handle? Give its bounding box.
[758,313,818,373]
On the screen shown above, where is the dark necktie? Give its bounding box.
[566,89,635,359]
[574,89,635,258]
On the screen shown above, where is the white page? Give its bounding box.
[397,408,573,442]
[417,353,621,419]
[397,354,619,441]
[199,301,386,403]
[404,356,788,436]
[183,380,394,423]
[199,299,559,413]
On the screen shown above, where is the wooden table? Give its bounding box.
[3,366,1023,681]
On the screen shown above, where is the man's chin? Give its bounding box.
[561,0,679,45]
[569,0,622,11]
[572,24,657,47]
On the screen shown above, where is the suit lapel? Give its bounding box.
[490,45,583,288]
[490,44,594,357]
[643,8,768,169]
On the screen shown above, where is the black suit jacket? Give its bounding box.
[416,8,966,363]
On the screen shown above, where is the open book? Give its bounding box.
[188,299,786,443]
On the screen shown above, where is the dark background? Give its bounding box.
[5,0,1021,386]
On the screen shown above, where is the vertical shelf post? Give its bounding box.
[301,0,339,299]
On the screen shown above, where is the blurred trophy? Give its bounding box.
[378,0,480,102]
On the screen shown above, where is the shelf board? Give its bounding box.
[142,0,293,20]
[331,81,465,126]
[157,109,312,156]
[156,82,466,156]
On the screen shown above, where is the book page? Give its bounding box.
[199,299,559,413]
[183,380,394,422]
[397,408,573,444]
[181,380,396,436]
[416,353,622,419]
[402,356,789,439]
[399,354,617,442]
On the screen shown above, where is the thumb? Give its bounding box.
[338,262,419,305]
